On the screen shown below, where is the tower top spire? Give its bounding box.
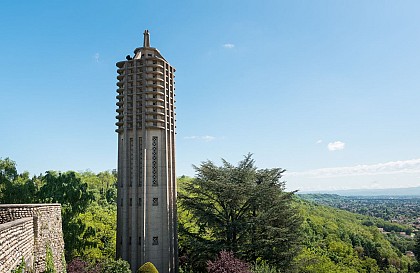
[132,29,165,60]
[143,30,150,48]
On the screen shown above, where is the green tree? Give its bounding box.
[76,203,117,260]
[414,233,420,260]
[0,157,18,202]
[0,158,40,204]
[1,172,37,204]
[0,159,118,266]
[296,199,415,273]
[178,154,302,271]
[38,171,94,260]
[39,171,93,218]
[0,157,17,183]
[97,170,118,205]
[73,170,117,261]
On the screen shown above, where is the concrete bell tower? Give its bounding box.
[115,30,178,273]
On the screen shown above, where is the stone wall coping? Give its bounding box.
[0,203,61,208]
[0,217,33,232]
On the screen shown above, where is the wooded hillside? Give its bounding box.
[2,157,419,272]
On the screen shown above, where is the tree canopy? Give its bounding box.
[0,158,116,262]
[178,154,303,272]
[2,157,419,272]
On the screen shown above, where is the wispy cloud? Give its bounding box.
[184,135,216,142]
[328,141,345,151]
[94,53,100,63]
[316,139,323,144]
[223,43,235,49]
[287,158,420,178]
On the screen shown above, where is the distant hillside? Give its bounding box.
[300,186,420,196]
[298,193,420,230]
[295,198,416,272]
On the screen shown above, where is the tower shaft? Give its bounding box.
[115,31,178,273]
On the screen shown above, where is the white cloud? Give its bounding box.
[316,139,323,144]
[223,43,235,49]
[286,158,420,178]
[184,135,216,142]
[94,53,100,63]
[201,136,216,142]
[328,141,345,151]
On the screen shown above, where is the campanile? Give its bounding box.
[115,30,177,273]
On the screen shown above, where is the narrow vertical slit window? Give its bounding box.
[138,137,142,186]
[129,138,134,187]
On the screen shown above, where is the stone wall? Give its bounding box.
[0,204,65,273]
[0,217,34,271]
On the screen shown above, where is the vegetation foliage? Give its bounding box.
[2,156,420,273]
[11,257,26,273]
[295,199,417,273]
[207,251,251,273]
[46,246,57,273]
[101,259,132,273]
[178,154,303,272]
[0,157,117,267]
[137,262,159,273]
[300,194,418,232]
[66,258,130,273]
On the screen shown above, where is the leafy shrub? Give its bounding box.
[137,262,159,273]
[207,251,251,273]
[11,257,26,273]
[46,246,56,273]
[102,259,131,273]
[179,266,194,273]
[251,261,279,273]
[62,253,67,273]
[67,258,130,273]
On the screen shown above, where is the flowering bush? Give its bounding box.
[207,251,251,273]
[67,258,89,273]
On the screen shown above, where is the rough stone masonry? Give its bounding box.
[0,204,65,273]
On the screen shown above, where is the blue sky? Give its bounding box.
[1,1,420,191]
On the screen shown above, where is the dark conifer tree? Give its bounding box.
[178,154,302,272]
